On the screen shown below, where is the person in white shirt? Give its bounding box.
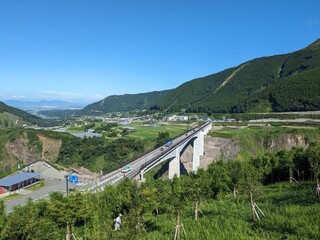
[114,214,122,230]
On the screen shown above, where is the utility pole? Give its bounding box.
[65,175,69,197]
[65,175,70,240]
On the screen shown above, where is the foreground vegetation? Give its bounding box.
[1,143,320,240]
[138,182,319,240]
[2,182,318,239]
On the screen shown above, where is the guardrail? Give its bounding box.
[86,121,211,191]
[128,121,212,179]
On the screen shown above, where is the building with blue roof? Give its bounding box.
[0,172,40,192]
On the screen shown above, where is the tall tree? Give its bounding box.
[207,161,232,199]
[0,200,6,239]
[306,143,320,198]
[4,199,61,240]
[48,192,89,239]
[156,131,170,147]
[237,162,263,221]
[185,172,210,220]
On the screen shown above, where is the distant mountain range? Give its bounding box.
[4,100,85,110]
[1,39,320,121]
[81,39,320,114]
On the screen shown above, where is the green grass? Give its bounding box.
[1,193,21,201]
[126,122,191,148]
[66,121,193,147]
[253,182,320,239]
[128,122,189,139]
[25,181,46,191]
[67,129,86,134]
[137,182,320,240]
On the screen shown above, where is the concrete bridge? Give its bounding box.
[139,121,212,181]
[4,122,212,211]
[88,121,212,191]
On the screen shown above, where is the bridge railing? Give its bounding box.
[129,121,212,178]
[118,121,206,169]
[95,121,211,185]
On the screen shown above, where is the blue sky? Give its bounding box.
[0,0,319,104]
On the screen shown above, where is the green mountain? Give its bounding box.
[80,39,320,114]
[0,101,55,127]
[154,39,320,113]
[79,90,171,114]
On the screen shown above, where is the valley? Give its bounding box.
[0,39,319,240]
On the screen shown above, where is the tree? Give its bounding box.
[156,132,170,147]
[48,192,89,240]
[306,143,320,198]
[140,180,159,215]
[237,162,263,221]
[154,179,171,214]
[0,200,6,239]
[282,150,295,183]
[85,191,114,239]
[170,176,187,240]
[4,199,61,240]
[207,161,232,199]
[126,182,146,236]
[227,161,245,197]
[185,172,210,220]
[122,128,129,136]
[170,176,185,215]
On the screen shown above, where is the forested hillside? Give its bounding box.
[79,39,320,114]
[79,90,171,114]
[0,101,55,127]
[154,39,320,113]
[1,123,319,178]
[1,143,320,239]
[0,128,146,177]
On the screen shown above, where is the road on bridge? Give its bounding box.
[3,122,210,213]
[87,121,211,192]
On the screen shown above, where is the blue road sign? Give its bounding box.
[69,175,78,183]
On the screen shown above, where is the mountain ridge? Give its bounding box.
[79,90,171,114]
[153,38,320,113]
[0,101,56,127]
[9,39,315,115]
[4,100,85,110]
[81,39,320,114]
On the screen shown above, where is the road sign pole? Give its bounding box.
[65,175,69,197]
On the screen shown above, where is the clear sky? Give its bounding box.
[0,0,319,104]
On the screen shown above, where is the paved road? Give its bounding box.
[88,121,211,191]
[3,121,210,212]
[5,179,76,213]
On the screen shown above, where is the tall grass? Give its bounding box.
[137,182,320,240]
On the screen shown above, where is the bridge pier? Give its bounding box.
[168,148,180,179]
[136,122,212,181]
[139,169,145,182]
[192,130,204,172]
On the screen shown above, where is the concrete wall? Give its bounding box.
[200,136,240,169]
